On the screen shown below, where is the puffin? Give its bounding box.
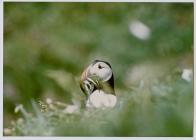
[80,60,117,108]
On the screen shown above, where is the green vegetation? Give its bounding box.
[4,3,193,136]
[10,78,193,136]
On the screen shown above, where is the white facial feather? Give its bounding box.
[88,62,112,81]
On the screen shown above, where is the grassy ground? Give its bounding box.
[6,66,193,136]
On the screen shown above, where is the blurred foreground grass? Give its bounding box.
[3,3,193,136]
[7,75,193,136]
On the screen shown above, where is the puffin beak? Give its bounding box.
[81,67,88,81]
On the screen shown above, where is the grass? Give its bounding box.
[6,76,193,136]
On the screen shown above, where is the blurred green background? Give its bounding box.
[3,2,193,136]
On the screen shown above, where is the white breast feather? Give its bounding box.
[86,90,117,108]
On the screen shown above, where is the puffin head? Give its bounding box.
[80,60,115,96]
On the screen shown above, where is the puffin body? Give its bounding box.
[80,60,116,108]
[86,90,117,108]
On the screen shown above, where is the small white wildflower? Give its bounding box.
[129,20,151,40]
[181,69,193,82]
[14,104,23,113]
[4,128,12,136]
[46,98,52,104]
[63,105,79,114]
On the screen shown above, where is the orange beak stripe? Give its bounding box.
[81,68,88,81]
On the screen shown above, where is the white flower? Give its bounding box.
[63,105,79,114]
[14,104,23,113]
[4,128,12,136]
[181,69,193,82]
[46,98,52,104]
[129,20,151,40]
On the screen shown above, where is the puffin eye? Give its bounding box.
[98,64,103,69]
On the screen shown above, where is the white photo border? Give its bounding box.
[0,1,195,140]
